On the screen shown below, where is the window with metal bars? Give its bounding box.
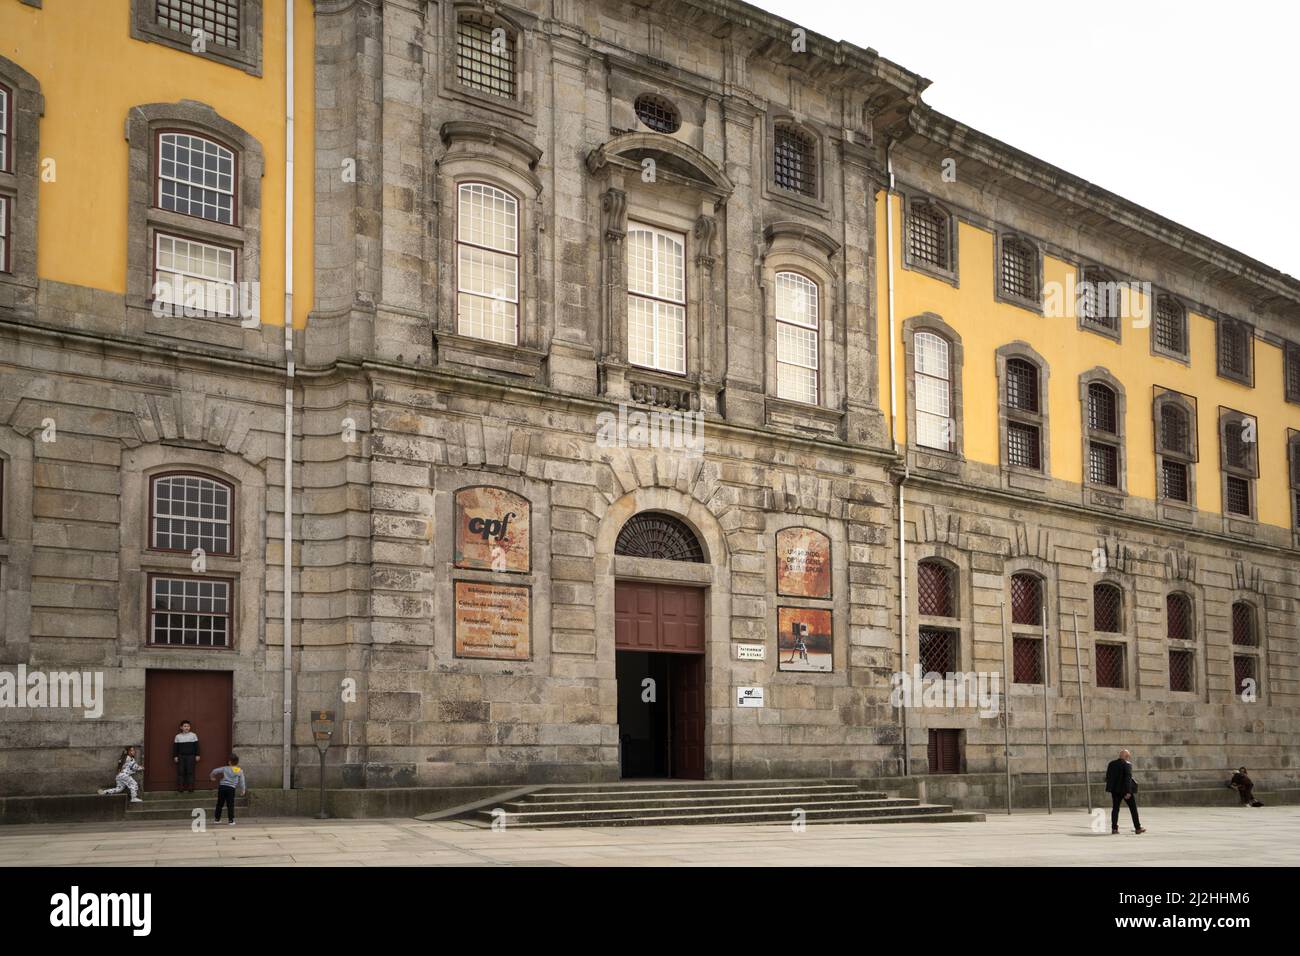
[1161,460,1189,502]
[1093,583,1122,633]
[1000,236,1037,302]
[1088,441,1118,487]
[1013,636,1043,684]
[1225,475,1251,516]
[1223,419,1252,471]
[1095,643,1124,689]
[1080,267,1120,332]
[456,15,517,99]
[1233,655,1256,695]
[1010,573,1042,626]
[919,627,958,675]
[1159,403,1190,457]
[634,94,680,134]
[907,202,950,270]
[1006,359,1039,413]
[1088,383,1117,433]
[1231,602,1257,646]
[1287,342,1300,403]
[1166,592,1192,641]
[156,0,241,49]
[773,125,817,197]
[1006,421,1041,470]
[1154,294,1187,357]
[917,560,956,618]
[1168,649,1194,692]
[1216,318,1251,383]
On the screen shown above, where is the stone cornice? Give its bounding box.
[439,120,543,171]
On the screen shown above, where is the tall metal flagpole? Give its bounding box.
[1000,598,1012,815]
[1042,604,1052,814]
[1072,610,1093,813]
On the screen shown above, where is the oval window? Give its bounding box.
[634,93,681,134]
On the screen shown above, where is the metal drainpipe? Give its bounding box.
[885,139,909,776]
[281,0,296,791]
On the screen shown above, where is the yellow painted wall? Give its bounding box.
[1,0,314,328]
[876,192,1300,529]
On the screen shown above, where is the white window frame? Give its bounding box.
[914,330,952,450]
[152,232,238,317]
[774,271,819,405]
[626,222,686,375]
[151,473,234,555]
[0,83,10,174]
[0,195,8,275]
[148,574,233,648]
[456,181,519,345]
[156,131,236,226]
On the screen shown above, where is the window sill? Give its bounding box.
[435,331,546,380]
[129,18,262,76]
[994,289,1043,316]
[1084,484,1127,509]
[765,397,842,438]
[902,255,958,288]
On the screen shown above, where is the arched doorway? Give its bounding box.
[614,512,707,779]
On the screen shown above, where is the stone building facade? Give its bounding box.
[1,0,1297,798]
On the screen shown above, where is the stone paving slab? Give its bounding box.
[0,807,1296,867]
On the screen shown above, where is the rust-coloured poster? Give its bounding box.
[777,606,833,673]
[454,581,531,661]
[454,487,530,573]
[775,527,831,599]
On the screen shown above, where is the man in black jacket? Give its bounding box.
[1104,749,1146,834]
[1102,749,1144,832]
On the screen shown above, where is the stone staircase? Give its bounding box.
[460,779,985,829]
[117,790,252,823]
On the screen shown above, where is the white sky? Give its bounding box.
[760,0,1300,278]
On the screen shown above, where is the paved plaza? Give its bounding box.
[1,806,1296,867]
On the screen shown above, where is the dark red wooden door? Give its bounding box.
[614,581,704,653]
[671,654,706,779]
[143,670,233,792]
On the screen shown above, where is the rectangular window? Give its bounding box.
[151,474,233,554]
[153,233,237,316]
[1088,441,1118,487]
[1001,239,1035,301]
[1013,636,1043,684]
[908,203,949,270]
[1287,342,1300,403]
[1224,475,1251,516]
[773,126,816,197]
[1233,655,1256,695]
[1161,460,1189,502]
[457,183,519,345]
[0,83,9,174]
[1006,421,1041,470]
[1154,296,1186,356]
[149,575,233,647]
[627,224,686,374]
[1168,649,1194,692]
[774,272,818,405]
[456,16,516,99]
[914,332,951,450]
[927,728,961,774]
[1095,643,1125,689]
[157,132,235,225]
[1217,319,1252,382]
[918,627,957,675]
[0,195,7,275]
[156,0,241,49]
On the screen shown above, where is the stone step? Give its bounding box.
[121,807,254,822]
[521,778,868,795]
[520,784,871,804]
[473,802,972,829]
[478,797,925,826]
[506,790,890,813]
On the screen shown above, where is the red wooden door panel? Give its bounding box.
[671,654,706,779]
[143,670,233,792]
[615,581,704,653]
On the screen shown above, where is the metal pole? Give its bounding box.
[1042,604,1052,814]
[1000,598,1012,815]
[1072,610,1093,813]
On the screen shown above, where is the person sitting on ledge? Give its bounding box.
[1230,767,1264,807]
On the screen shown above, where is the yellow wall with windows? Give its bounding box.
[0,0,314,327]
[877,192,1300,529]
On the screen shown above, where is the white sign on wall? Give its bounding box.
[735,643,765,661]
[736,686,765,708]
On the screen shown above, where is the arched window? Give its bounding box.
[999,235,1038,302]
[917,559,956,618]
[615,512,704,562]
[914,331,952,451]
[773,124,816,197]
[1009,572,1044,683]
[626,223,686,373]
[150,473,235,555]
[1231,601,1257,646]
[1010,573,1042,626]
[157,131,236,225]
[457,182,520,345]
[1085,381,1120,488]
[1156,399,1194,503]
[1003,356,1043,470]
[907,201,951,271]
[774,271,819,405]
[456,13,517,100]
[1154,294,1187,358]
[1093,583,1122,633]
[1166,592,1192,640]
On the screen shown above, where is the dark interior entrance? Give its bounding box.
[614,581,705,779]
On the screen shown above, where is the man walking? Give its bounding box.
[1105,749,1146,834]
